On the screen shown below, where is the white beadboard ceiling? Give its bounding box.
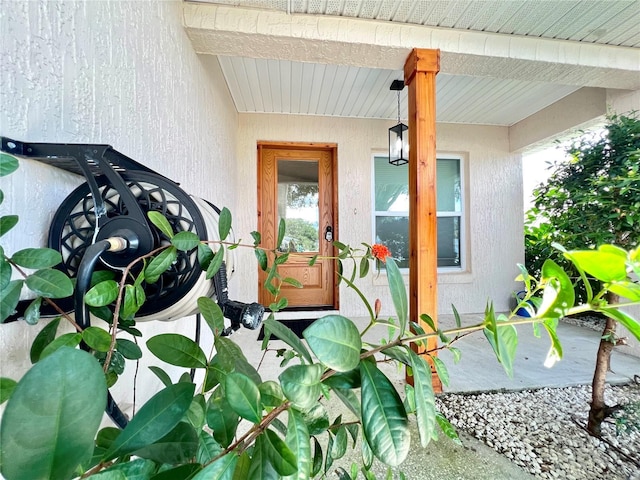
[188,0,640,126]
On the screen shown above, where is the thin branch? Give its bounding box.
[103,245,166,374]
[205,400,293,466]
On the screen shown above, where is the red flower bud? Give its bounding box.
[371,244,391,263]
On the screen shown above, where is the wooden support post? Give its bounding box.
[404,48,442,392]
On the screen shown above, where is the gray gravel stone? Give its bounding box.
[436,383,640,480]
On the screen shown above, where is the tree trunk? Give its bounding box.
[587,293,619,436]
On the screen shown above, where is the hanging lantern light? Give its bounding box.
[389,79,408,166]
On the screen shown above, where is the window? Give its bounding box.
[373,155,464,270]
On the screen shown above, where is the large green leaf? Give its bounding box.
[536,259,575,319]
[218,207,232,241]
[331,429,348,465]
[23,297,42,325]
[214,336,262,385]
[0,378,17,405]
[132,422,199,464]
[171,231,200,251]
[0,347,106,480]
[147,211,174,239]
[0,215,19,237]
[197,430,223,464]
[600,307,640,342]
[567,247,628,282]
[263,429,298,476]
[104,382,195,461]
[322,368,361,390]
[147,333,208,368]
[148,366,173,387]
[608,281,640,302]
[435,413,461,445]
[379,345,411,366]
[145,247,178,284]
[408,350,437,447]
[283,409,311,480]
[198,243,214,270]
[190,447,238,480]
[150,464,202,480]
[82,326,113,353]
[359,361,410,467]
[25,269,73,298]
[483,307,518,378]
[206,393,239,448]
[300,403,330,436]
[259,381,285,408]
[224,372,262,423]
[254,248,268,271]
[361,436,374,470]
[311,437,323,477]
[11,248,62,269]
[0,255,11,290]
[95,427,120,451]
[541,318,563,368]
[279,364,323,410]
[206,246,225,280]
[232,452,251,480]
[85,280,119,307]
[277,218,286,249]
[263,318,312,364]
[0,280,23,323]
[385,258,408,335]
[302,315,361,372]
[30,317,61,363]
[91,458,156,480]
[198,296,225,336]
[116,338,142,360]
[332,388,361,419]
[432,356,449,387]
[0,153,19,177]
[121,284,145,320]
[39,333,82,360]
[247,435,279,480]
[187,393,207,429]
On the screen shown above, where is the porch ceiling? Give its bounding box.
[184,0,640,126]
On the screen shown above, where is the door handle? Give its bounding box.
[324,226,333,242]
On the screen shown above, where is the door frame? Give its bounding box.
[257,141,339,311]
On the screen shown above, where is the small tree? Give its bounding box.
[526,113,640,435]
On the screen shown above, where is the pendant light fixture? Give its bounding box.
[388,79,408,166]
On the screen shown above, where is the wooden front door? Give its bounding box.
[257,143,337,309]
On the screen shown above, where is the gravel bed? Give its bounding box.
[436,383,640,480]
[561,315,606,332]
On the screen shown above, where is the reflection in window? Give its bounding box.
[278,160,319,253]
[373,155,463,269]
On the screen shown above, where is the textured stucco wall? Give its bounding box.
[607,89,640,116]
[236,114,524,318]
[0,0,238,418]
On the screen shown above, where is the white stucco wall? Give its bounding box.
[607,89,640,116]
[235,114,524,318]
[0,0,238,418]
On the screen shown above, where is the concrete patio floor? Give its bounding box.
[228,312,640,479]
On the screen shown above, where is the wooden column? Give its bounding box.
[404,48,442,392]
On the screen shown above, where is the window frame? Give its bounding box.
[371,152,466,273]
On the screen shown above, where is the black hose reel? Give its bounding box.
[1,137,265,426]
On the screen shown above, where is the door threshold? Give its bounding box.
[268,310,339,321]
